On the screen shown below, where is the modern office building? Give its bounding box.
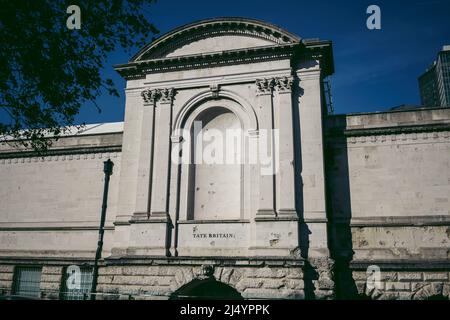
[419,45,450,107]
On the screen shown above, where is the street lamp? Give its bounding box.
[90,159,114,300]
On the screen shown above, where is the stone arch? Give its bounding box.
[170,278,244,300]
[171,266,244,300]
[412,283,450,300]
[173,89,258,135]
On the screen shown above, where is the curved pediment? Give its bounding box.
[131,17,301,61]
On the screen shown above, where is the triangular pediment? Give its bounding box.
[131,17,301,61]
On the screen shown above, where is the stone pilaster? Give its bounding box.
[134,89,157,215]
[295,66,334,298]
[274,76,297,217]
[150,88,176,219]
[255,78,276,217]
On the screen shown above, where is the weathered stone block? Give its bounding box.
[397,272,422,281]
[355,281,366,293]
[243,288,290,300]
[318,278,334,290]
[236,278,263,291]
[381,272,398,281]
[411,282,428,292]
[140,285,172,297]
[423,272,448,281]
[0,273,13,281]
[254,267,273,278]
[40,274,62,283]
[396,292,413,300]
[98,266,122,275]
[97,275,114,284]
[263,279,285,289]
[284,289,305,299]
[0,265,14,273]
[42,266,63,275]
[352,272,368,281]
[228,269,244,287]
[40,282,60,291]
[385,282,411,291]
[379,292,399,300]
[122,266,160,276]
[286,268,303,279]
[314,289,334,300]
[286,279,304,290]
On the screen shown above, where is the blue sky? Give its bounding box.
[74,0,450,122]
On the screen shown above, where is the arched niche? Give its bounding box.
[190,106,242,220]
[175,97,255,222]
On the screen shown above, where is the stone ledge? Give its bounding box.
[104,256,305,267]
[332,215,450,227]
[350,260,450,271]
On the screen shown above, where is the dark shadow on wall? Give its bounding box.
[323,116,359,299]
[294,75,358,299]
[299,223,319,299]
[293,80,319,299]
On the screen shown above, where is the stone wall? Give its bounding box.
[0,132,122,259]
[96,259,306,300]
[0,256,338,300]
[352,269,450,300]
[325,108,450,261]
[0,265,14,295]
[39,266,63,299]
[325,107,450,299]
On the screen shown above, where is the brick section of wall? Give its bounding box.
[39,266,63,299]
[353,270,450,300]
[96,264,306,300]
[0,265,14,295]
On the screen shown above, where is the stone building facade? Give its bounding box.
[0,18,449,300]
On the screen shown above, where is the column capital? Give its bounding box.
[159,87,176,104]
[256,78,275,96]
[275,76,294,93]
[141,89,159,105]
[141,88,176,105]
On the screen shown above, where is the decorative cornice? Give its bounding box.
[0,148,121,162]
[325,123,450,139]
[116,44,299,80]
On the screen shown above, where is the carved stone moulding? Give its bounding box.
[256,76,294,95]
[141,88,176,105]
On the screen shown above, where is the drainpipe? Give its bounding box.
[90,159,114,300]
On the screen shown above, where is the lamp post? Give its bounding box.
[90,159,114,300]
